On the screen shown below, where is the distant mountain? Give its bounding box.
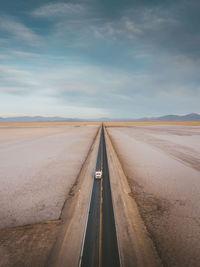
[158,113,200,121]
[137,113,200,122]
[0,113,200,122]
[0,116,85,122]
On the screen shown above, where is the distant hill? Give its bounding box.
[137,113,200,122]
[0,116,85,122]
[0,113,200,122]
[100,113,200,122]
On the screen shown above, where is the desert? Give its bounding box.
[0,124,99,229]
[1,0,200,265]
[107,124,200,267]
[1,122,200,266]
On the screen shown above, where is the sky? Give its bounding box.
[0,0,200,119]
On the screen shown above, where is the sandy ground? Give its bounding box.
[105,129,162,267]
[0,125,98,229]
[0,220,61,267]
[108,125,200,267]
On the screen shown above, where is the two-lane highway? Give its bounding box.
[101,126,120,267]
[80,125,120,267]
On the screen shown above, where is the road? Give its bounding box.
[80,125,120,267]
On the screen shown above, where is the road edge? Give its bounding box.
[46,126,101,267]
[104,126,162,267]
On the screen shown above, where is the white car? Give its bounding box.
[95,170,102,179]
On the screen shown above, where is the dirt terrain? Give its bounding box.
[0,124,100,267]
[1,123,200,266]
[108,125,200,267]
[0,125,98,229]
[0,221,60,267]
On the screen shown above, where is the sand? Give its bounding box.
[0,125,98,229]
[107,125,200,267]
[0,220,61,267]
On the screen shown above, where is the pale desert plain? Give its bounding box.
[1,122,200,267]
[107,124,200,267]
[0,124,99,229]
[0,123,100,267]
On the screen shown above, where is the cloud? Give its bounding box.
[88,17,142,42]
[32,2,87,18]
[31,2,143,42]
[1,50,199,115]
[122,3,200,60]
[0,54,10,59]
[0,52,199,118]
[91,6,178,44]
[13,51,40,57]
[0,64,39,95]
[0,16,42,46]
[1,1,200,117]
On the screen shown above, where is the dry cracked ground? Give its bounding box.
[108,124,200,267]
[0,124,99,267]
[1,123,200,267]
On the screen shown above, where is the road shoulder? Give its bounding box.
[46,126,101,267]
[104,127,162,267]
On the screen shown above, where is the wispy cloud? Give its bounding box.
[0,64,39,95]
[0,0,200,117]
[0,16,42,46]
[32,2,87,18]
[0,54,10,59]
[31,2,143,42]
[12,50,41,57]
[90,17,142,41]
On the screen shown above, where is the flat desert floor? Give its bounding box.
[0,125,98,229]
[108,125,200,267]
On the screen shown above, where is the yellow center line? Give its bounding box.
[99,179,103,267]
[99,140,103,267]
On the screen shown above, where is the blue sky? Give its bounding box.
[0,0,200,119]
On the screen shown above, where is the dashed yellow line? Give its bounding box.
[99,172,103,267]
[98,133,104,267]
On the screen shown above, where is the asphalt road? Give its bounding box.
[81,125,120,267]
